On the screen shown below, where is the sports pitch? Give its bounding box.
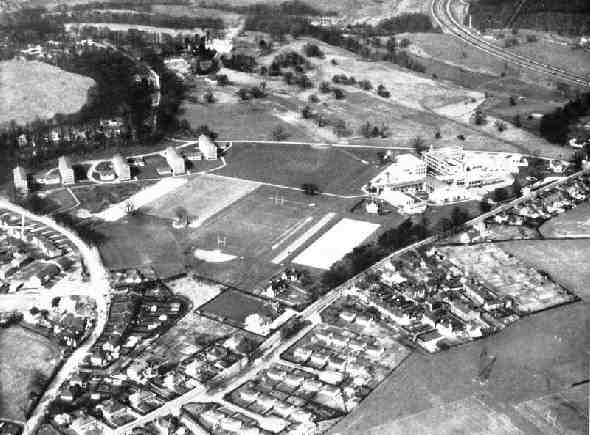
[214,142,381,196]
[293,218,380,270]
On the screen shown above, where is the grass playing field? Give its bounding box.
[215,142,380,196]
[0,59,94,126]
[143,174,259,223]
[95,214,184,278]
[0,326,61,422]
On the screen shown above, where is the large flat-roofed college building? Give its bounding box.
[423,145,521,189]
[58,156,75,185]
[112,154,131,181]
[164,146,186,175]
[369,153,427,193]
[13,166,29,193]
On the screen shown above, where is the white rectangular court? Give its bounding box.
[293,218,380,270]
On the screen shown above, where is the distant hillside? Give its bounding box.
[470,0,590,35]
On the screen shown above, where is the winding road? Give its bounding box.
[431,0,590,89]
[0,200,112,435]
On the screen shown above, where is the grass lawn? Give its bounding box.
[166,276,223,310]
[497,239,590,301]
[0,59,94,126]
[328,301,589,435]
[199,288,278,327]
[0,326,62,422]
[39,188,79,214]
[215,142,380,195]
[95,214,184,278]
[72,181,155,213]
[539,201,590,238]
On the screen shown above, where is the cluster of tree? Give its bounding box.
[67,1,152,11]
[318,81,346,99]
[269,50,311,73]
[2,7,65,46]
[471,0,590,34]
[332,74,357,86]
[386,48,427,73]
[350,13,437,36]
[283,71,314,89]
[321,218,431,289]
[222,53,257,72]
[540,93,590,144]
[300,105,351,136]
[203,0,336,17]
[61,9,224,30]
[359,121,390,138]
[237,84,267,100]
[303,42,325,58]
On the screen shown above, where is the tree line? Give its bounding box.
[540,92,590,144]
[320,207,472,291]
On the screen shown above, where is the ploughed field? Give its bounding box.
[0,59,94,126]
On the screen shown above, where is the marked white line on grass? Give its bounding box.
[271,213,336,265]
[271,216,314,251]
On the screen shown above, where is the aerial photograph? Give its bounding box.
[0,0,588,434]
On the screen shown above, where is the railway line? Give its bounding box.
[431,0,590,89]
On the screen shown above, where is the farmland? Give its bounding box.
[0,326,62,422]
[0,59,94,126]
[328,301,589,435]
[498,239,590,301]
[539,201,590,238]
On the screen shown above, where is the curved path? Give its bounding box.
[431,0,590,89]
[0,199,112,435]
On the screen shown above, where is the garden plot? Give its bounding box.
[293,218,380,270]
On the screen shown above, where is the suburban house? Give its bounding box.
[13,166,29,193]
[164,147,186,175]
[198,134,218,160]
[58,156,75,185]
[112,154,131,181]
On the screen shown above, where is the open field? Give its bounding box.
[357,396,524,435]
[71,181,154,214]
[143,174,259,223]
[166,276,223,310]
[293,218,380,270]
[215,142,380,195]
[506,40,590,80]
[199,289,279,328]
[0,59,94,126]
[539,201,590,238]
[328,302,589,435]
[197,0,431,23]
[514,383,589,435]
[38,188,79,214]
[180,93,315,142]
[498,239,590,301]
[0,326,61,422]
[95,214,184,278]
